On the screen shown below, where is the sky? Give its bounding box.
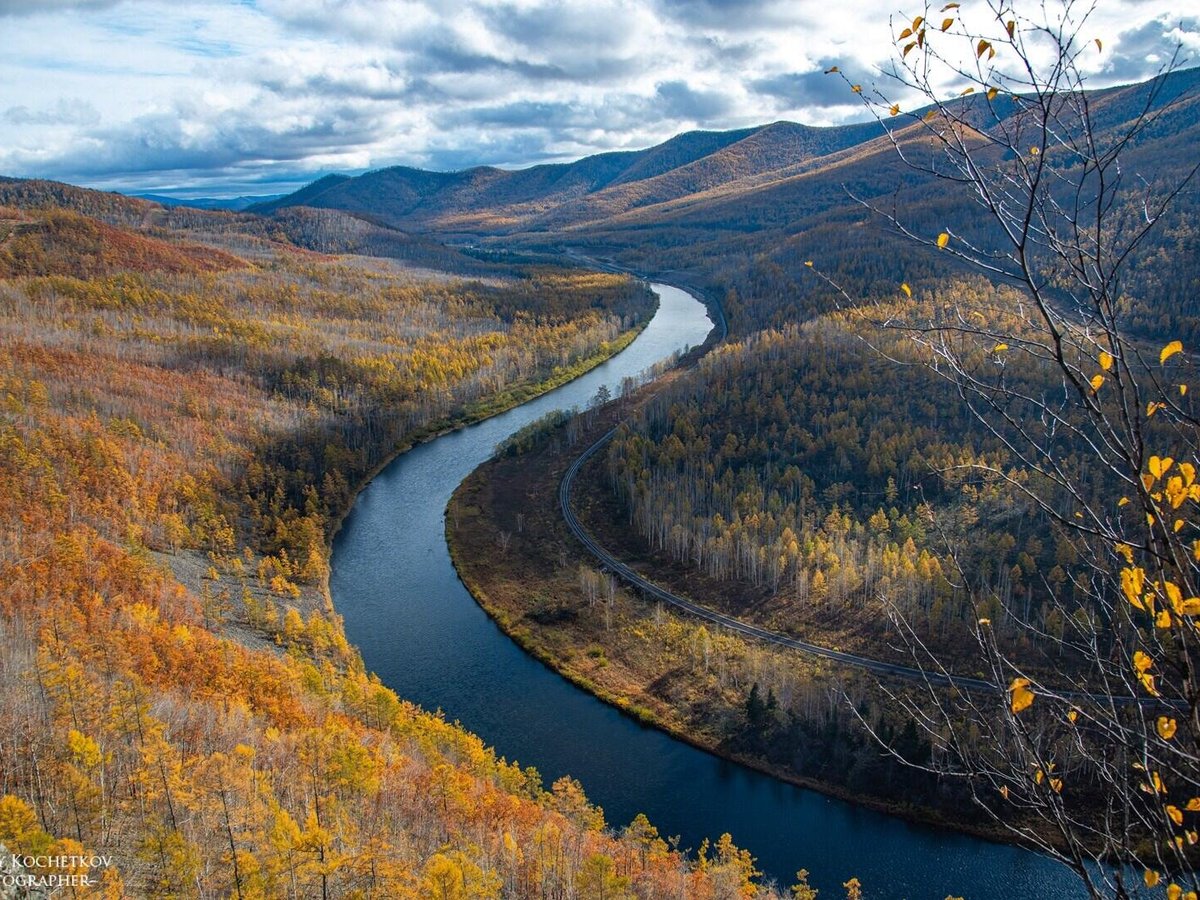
[1,0,1196,197]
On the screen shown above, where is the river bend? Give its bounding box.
[330,283,1083,898]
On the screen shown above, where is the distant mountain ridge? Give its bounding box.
[135,193,284,211]
[250,119,892,231]
[256,66,1200,246]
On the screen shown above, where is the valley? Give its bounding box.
[1,22,1198,896]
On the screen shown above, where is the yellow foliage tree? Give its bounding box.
[812,0,1200,895]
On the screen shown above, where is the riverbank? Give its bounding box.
[321,298,656,559]
[445,375,1054,850]
[334,281,1088,898]
[178,283,657,654]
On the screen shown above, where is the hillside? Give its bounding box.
[0,180,801,897]
[262,66,1200,334]
[0,205,248,277]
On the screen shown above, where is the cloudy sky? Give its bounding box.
[1,0,1196,197]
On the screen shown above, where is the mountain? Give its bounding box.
[133,193,284,211]
[252,121,887,232]
[259,67,1200,315]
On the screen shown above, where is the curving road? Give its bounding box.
[336,280,1092,898]
[559,426,999,692]
[559,390,1179,712]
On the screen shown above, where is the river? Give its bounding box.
[330,283,1085,898]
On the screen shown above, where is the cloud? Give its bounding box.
[0,0,120,15]
[653,80,736,121]
[0,0,1190,193]
[4,98,99,126]
[652,0,798,31]
[751,62,857,109]
[1103,15,1200,81]
[3,94,392,190]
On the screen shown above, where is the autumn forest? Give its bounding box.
[4,5,1200,898]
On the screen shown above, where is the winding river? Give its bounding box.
[330,284,1085,899]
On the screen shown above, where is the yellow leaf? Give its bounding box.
[1150,455,1174,479]
[889,103,901,116]
[1181,384,1188,396]
[900,283,912,298]
[999,785,1009,799]
[1090,374,1105,391]
[1166,581,1183,613]
[1140,672,1160,696]
[941,17,954,31]
[1146,871,1161,888]
[825,65,840,73]
[898,28,912,40]
[993,342,1009,352]
[851,84,862,93]
[1168,804,1184,825]
[1094,38,1103,52]
[1067,709,1077,723]
[1050,777,1063,793]
[1161,340,1183,364]
[1099,350,1113,370]
[1006,19,1016,38]
[1009,677,1034,714]
[940,2,959,9]
[978,617,991,626]
[1030,146,1040,155]
[1181,462,1196,486]
[804,260,813,267]
[960,86,974,96]
[937,231,950,248]
[1168,885,1183,900]
[1118,497,1130,507]
[977,39,991,58]
[912,15,924,31]
[1156,608,1172,629]
[904,41,918,57]
[1134,649,1153,672]
[1122,567,1146,609]
[1158,717,1178,740]
[987,86,999,101]
[1176,519,1186,533]
[1147,401,1165,417]
[1189,798,1200,811]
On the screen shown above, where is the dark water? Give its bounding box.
[330,284,1084,899]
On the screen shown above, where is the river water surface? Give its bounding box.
[330,284,1085,899]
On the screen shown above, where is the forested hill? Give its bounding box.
[252,118,889,233]
[255,66,1200,334]
[260,68,1197,233]
[0,176,807,896]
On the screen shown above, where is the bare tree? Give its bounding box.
[813,2,1200,896]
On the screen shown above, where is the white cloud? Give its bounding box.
[0,0,1192,195]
